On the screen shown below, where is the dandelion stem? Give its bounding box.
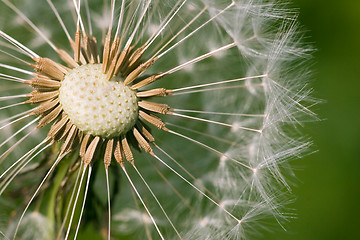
[13,152,66,240]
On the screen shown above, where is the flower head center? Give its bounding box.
[59,64,138,138]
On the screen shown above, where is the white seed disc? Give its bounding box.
[59,64,138,138]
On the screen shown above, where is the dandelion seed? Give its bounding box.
[0,0,316,239]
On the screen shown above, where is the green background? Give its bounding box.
[1,0,359,239]
[265,0,360,239]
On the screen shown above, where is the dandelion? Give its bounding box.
[0,0,315,239]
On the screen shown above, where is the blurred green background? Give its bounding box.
[1,0,359,239]
[265,0,360,239]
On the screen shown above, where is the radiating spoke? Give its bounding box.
[156,2,235,59]
[171,75,266,93]
[0,73,26,83]
[0,138,49,182]
[74,165,92,239]
[144,0,187,50]
[155,144,219,201]
[84,0,93,35]
[0,117,38,150]
[0,63,33,76]
[165,122,240,146]
[169,112,262,133]
[0,110,33,131]
[172,84,264,96]
[2,0,57,51]
[172,109,265,118]
[47,0,72,40]
[64,163,87,240]
[122,166,165,240]
[0,127,38,165]
[0,102,26,111]
[0,30,39,58]
[167,128,253,170]
[105,168,111,240]
[153,153,241,224]
[151,6,208,58]
[0,143,51,195]
[0,94,28,101]
[133,164,182,239]
[57,161,84,240]
[160,42,237,76]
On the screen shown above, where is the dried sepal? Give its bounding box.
[104,139,114,169]
[139,110,168,131]
[133,128,153,154]
[83,136,101,165]
[26,90,59,104]
[138,101,171,114]
[121,136,134,165]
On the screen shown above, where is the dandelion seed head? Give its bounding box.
[0,0,317,239]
